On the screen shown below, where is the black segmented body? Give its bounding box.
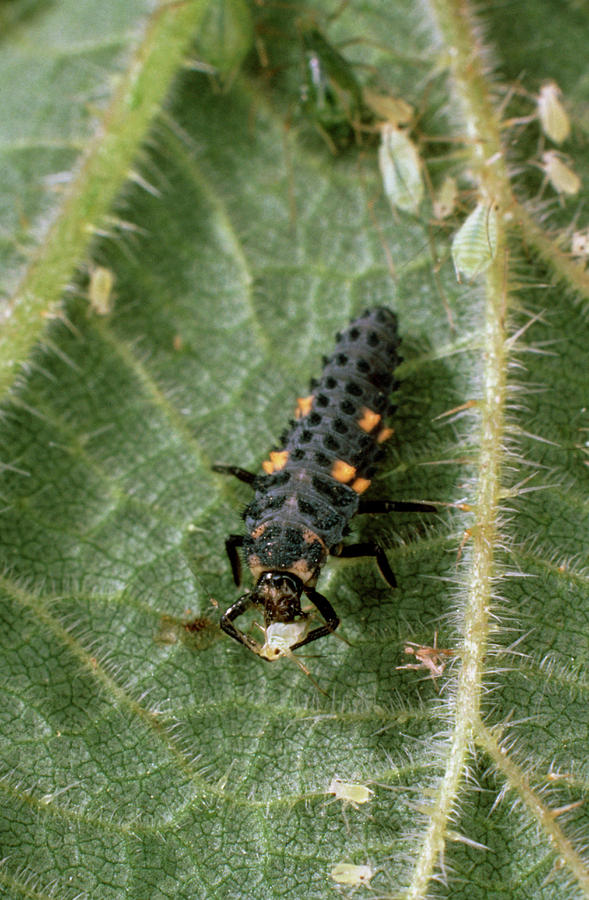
[215,307,417,660]
[244,307,400,581]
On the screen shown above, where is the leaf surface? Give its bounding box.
[0,1,588,898]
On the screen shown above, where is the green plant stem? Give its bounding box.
[515,203,589,300]
[406,1,510,896]
[477,723,589,893]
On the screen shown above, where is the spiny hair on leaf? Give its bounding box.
[1,865,87,900]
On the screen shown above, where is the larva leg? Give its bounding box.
[334,541,397,588]
[289,588,340,651]
[212,464,257,485]
[224,534,244,586]
[358,499,436,514]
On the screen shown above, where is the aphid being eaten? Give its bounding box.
[258,619,311,661]
[190,0,254,90]
[213,308,435,663]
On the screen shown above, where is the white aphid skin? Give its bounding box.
[378,123,424,215]
[537,81,570,145]
[451,202,498,281]
[571,230,589,257]
[328,777,374,806]
[542,151,581,196]
[330,863,373,886]
[433,175,458,221]
[88,266,115,316]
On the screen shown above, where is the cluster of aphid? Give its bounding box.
[189,3,587,272]
[293,21,586,273]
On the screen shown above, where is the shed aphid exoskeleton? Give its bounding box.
[88,265,115,316]
[396,631,455,686]
[451,200,499,281]
[378,122,424,216]
[571,230,589,258]
[502,79,570,145]
[541,151,581,197]
[330,863,374,886]
[537,81,570,145]
[328,777,374,807]
[433,175,458,221]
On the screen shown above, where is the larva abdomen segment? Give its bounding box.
[246,307,401,552]
[294,306,400,472]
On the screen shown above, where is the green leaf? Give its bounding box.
[1,1,588,898]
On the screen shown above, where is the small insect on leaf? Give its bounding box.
[330,863,373,886]
[192,0,254,88]
[537,81,570,145]
[258,620,310,661]
[451,201,498,281]
[396,632,456,687]
[571,229,589,257]
[298,19,366,151]
[363,89,413,128]
[88,266,115,316]
[328,777,374,807]
[379,123,424,215]
[155,614,218,650]
[542,151,581,196]
[433,175,458,221]
[217,309,403,665]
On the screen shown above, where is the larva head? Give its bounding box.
[254,571,304,628]
[253,572,308,662]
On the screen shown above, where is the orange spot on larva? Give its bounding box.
[262,450,289,474]
[351,477,371,494]
[377,427,394,444]
[331,460,356,483]
[295,395,313,419]
[271,450,288,470]
[358,407,381,433]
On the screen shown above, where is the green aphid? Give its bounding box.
[451,201,498,281]
[330,863,374,886]
[193,0,254,89]
[298,21,368,150]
